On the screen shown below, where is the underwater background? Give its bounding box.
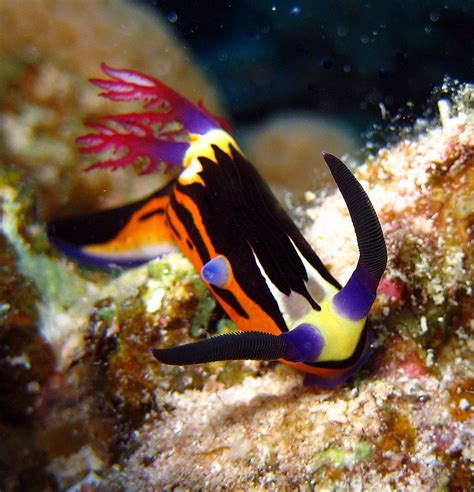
[0,1,473,490]
[143,0,473,131]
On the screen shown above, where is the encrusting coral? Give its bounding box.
[0,0,222,219]
[242,111,357,198]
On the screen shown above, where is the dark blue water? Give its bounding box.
[140,0,473,134]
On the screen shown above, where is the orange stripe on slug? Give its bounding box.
[170,188,282,336]
[85,194,174,255]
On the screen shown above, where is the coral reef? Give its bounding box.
[0,0,221,218]
[0,166,255,490]
[0,171,56,491]
[100,371,471,490]
[0,40,472,491]
[96,82,473,491]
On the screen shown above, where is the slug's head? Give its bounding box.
[281,152,387,382]
[152,153,387,384]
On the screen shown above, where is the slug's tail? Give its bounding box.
[47,180,178,269]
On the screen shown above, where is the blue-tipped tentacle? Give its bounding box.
[322,153,387,320]
[152,324,325,366]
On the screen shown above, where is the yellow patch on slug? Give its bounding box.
[178,159,205,186]
[294,299,366,362]
[179,129,243,186]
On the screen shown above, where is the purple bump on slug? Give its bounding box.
[333,262,377,321]
[282,323,325,363]
[201,255,230,288]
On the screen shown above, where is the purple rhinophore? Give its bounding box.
[282,323,325,363]
[333,261,378,321]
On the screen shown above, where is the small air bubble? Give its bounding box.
[321,58,333,69]
[337,25,348,37]
[360,34,369,44]
[247,30,260,40]
[167,11,178,23]
[217,50,228,62]
[424,24,432,33]
[343,64,351,73]
[291,6,301,15]
[430,11,439,22]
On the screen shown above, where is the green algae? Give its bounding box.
[147,253,217,338]
[189,274,217,337]
[96,304,117,326]
[0,58,29,97]
[0,167,92,309]
[309,441,374,472]
[0,169,57,488]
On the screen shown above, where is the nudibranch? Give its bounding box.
[48,64,387,387]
